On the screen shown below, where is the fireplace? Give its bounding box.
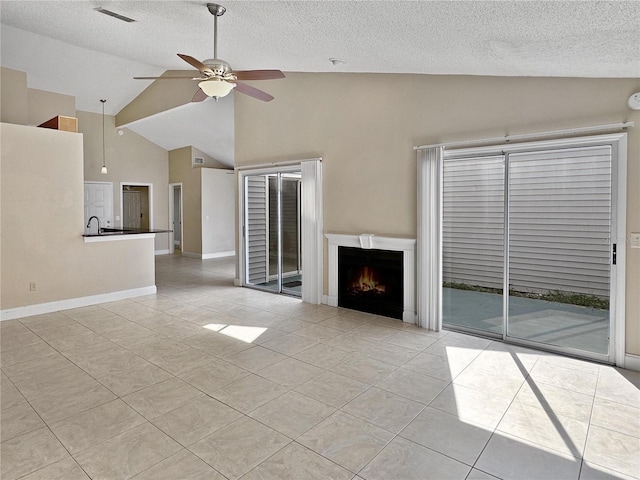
[325,234,416,323]
[339,247,403,319]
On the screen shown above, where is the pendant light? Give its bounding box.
[100,99,108,174]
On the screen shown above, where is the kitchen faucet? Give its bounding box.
[86,216,100,234]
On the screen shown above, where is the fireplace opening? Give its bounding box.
[338,246,403,320]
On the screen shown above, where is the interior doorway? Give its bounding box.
[121,183,152,230]
[169,183,183,255]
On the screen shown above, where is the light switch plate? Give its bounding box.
[630,233,640,248]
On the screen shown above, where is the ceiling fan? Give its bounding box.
[134,3,284,102]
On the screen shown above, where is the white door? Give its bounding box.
[168,183,183,255]
[174,186,181,245]
[84,182,113,232]
[123,191,141,228]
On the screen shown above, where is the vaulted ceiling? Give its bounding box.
[2,1,639,166]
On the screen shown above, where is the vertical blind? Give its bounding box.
[417,147,443,330]
[246,176,268,284]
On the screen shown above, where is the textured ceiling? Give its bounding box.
[1,1,639,165]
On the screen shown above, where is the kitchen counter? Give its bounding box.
[83,227,171,243]
[83,227,171,237]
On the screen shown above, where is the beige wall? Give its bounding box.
[78,110,170,252]
[115,70,196,127]
[192,147,228,169]
[1,67,76,127]
[234,72,640,356]
[202,168,235,256]
[1,67,29,125]
[1,123,155,310]
[169,149,234,257]
[169,146,202,255]
[1,67,170,253]
[27,88,76,127]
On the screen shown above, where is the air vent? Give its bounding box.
[194,157,204,165]
[94,7,136,23]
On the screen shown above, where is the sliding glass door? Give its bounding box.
[506,146,612,355]
[442,155,505,336]
[244,171,302,296]
[280,175,302,295]
[442,142,615,360]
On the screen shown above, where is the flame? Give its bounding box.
[349,266,386,294]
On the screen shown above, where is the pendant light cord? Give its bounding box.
[100,99,107,169]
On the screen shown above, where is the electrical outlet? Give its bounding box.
[630,233,640,248]
[29,282,37,292]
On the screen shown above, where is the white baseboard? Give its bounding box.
[624,354,640,372]
[0,286,157,321]
[202,251,236,259]
[234,278,242,286]
[181,251,235,259]
[155,249,170,255]
[323,295,338,307]
[402,311,417,324]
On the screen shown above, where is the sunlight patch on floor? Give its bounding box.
[220,325,267,343]
[203,323,226,332]
[203,323,267,343]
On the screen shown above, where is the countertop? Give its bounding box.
[83,227,172,238]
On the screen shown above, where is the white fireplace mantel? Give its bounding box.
[324,233,416,323]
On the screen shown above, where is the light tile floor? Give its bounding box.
[1,255,639,480]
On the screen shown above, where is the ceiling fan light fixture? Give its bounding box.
[134,3,283,102]
[198,78,235,98]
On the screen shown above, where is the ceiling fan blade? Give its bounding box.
[192,89,208,103]
[234,70,285,81]
[177,53,214,76]
[234,82,274,102]
[134,76,200,80]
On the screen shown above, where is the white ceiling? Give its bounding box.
[124,94,235,167]
[1,1,639,166]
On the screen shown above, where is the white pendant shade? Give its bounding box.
[198,79,235,98]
